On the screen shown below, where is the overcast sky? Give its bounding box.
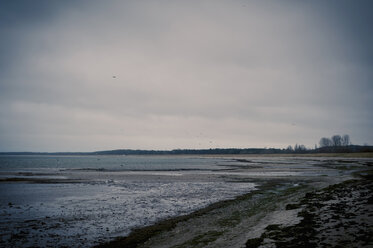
[0,0,372,152]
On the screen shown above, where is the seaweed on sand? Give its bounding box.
[246,174,373,248]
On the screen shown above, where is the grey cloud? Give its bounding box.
[0,0,372,151]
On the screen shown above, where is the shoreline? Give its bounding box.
[94,179,303,248]
[96,170,372,248]
[203,152,373,158]
[95,178,339,248]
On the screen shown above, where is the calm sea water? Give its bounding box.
[0,155,225,172]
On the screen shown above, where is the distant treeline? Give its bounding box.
[1,134,371,155]
[92,145,373,155]
[1,145,372,156]
[314,145,373,153]
[92,148,286,155]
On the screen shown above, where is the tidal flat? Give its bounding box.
[0,154,372,247]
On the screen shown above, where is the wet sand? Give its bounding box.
[96,156,373,248]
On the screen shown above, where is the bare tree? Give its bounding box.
[331,135,342,146]
[341,134,350,146]
[319,137,332,147]
[294,144,306,152]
